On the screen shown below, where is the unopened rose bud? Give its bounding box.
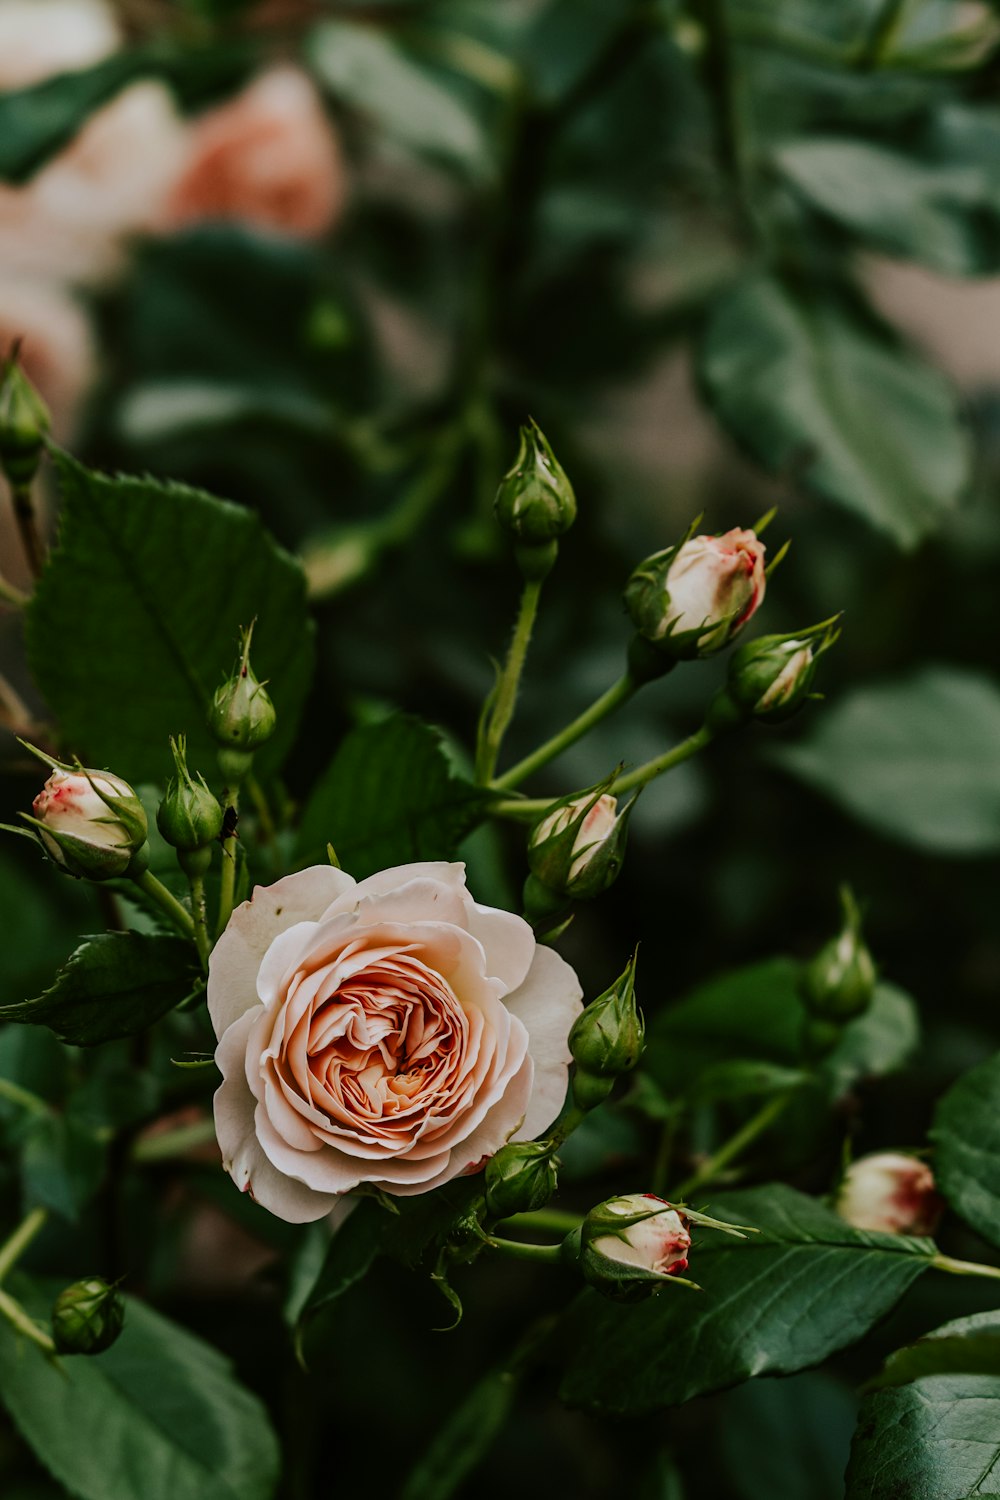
[799,887,876,1023]
[835,1152,943,1237]
[0,349,50,487]
[709,618,840,730]
[22,748,148,881]
[567,1194,693,1302]
[156,734,224,875]
[208,625,276,779]
[485,1140,558,1219]
[51,1277,125,1356]
[625,524,766,661]
[527,789,631,904]
[494,420,576,580]
[570,951,644,1105]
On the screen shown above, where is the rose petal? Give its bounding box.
[504,944,584,1141]
[208,866,356,1037]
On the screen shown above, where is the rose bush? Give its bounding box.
[209,861,583,1223]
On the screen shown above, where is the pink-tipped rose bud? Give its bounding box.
[567,1193,693,1302]
[626,526,767,660]
[835,1152,943,1237]
[26,761,148,880]
[533,793,618,886]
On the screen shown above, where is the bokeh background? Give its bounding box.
[3,1,1000,1495]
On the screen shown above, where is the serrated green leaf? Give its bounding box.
[0,1280,280,1500]
[867,1310,1000,1391]
[0,933,197,1046]
[931,1051,1000,1249]
[26,450,314,784]
[699,274,969,547]
[771,667,1000,854]
[295,714,488,876]
[846,1372,1000,1497]
[557,1184,933,1414]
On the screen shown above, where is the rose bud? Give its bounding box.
[799,886,877,1024]
[21,748,148,881]
[208,625,276,781]
[485,1140,558,1219]
[527,788,632,905]
[156,734,224,876]
[566,1194,694,1302]
[835,1152,943,1237]
[570,950,644,1109]
[625,524,767,661]
[0,349,51,487]
[51,1277,125,1356]
[494,420,576,580]
[709,618,841,730]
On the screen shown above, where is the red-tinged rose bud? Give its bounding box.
[20,747,148,881]
[799,886,876,1023]
[625,524,767,661]
[484,1140,558,1219]
[835,1152,943,1237]
[567,1194,693,1302]
[51,1277,125,1356]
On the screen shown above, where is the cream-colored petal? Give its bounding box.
[466,903,536,994]
[504,944,583,1141]
[207,866,355,1038]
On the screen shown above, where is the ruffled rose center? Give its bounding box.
[264,949,485,1150]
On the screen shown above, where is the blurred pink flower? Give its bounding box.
[162,67,346,240]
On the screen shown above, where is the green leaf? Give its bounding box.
[720,1372,858,1500]
[699,274,969,547]
[867,1309,1000,1391]
[307,20,490,180]
[557,1184,933,1413]
[846,1373,1000,1497]
[295,714,488,876]
[772,667,1000,854]
[931,1051,1000,1249]
[0,1282,280,1500]
[822,982,920,1096]
[26,450,314,784]
[399,1367,517,1500]
[0,52,147,183]
[0,934,198,1047]
[19,1113,105,1221]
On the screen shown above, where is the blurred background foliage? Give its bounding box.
[4,0,1000,1495]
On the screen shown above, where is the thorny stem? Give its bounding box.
[189,873,211,970]
[931,1253,1000,1285]
[491,673,637,792]
[500,1208,583,1239]
[476,576,545,784]
[132,1116,218,1163]
[216,784,241,938]
[673,1092,793,1200]
[133,869,196,941]
[485,1236,563,1265]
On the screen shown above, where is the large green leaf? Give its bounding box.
[295,714,487,875]
[307,20,490,180]
[699,274,969,547]
[0,1284,280,1500]
[867,1310,1000,1391]
[26,450,314,784]
[0,933,198,1046]
[931,1051,1000,1249]
[557,1184,933,1413]
[847,1378,1000,1496]
[772,667,1000,854]
[720,1372,857,1500]
[0,52,146,183]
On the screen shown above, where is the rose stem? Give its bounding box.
[672,1092,793,1200]
[490,672,637,792]
[930,1253,1000,1284]
[11,481,45,579]
[132,1116,218,1163]
[498,1208,583,1238]
[188,873,211,970]
[476,575,546,783]
[0,1207,56,1356]
[215,784,241,938]
[484,1236,564,1265]
[131,868,197,941]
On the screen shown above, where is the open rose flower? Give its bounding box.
[209,862,583,1223]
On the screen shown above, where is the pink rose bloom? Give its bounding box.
[209,861,583,1223]
[835,1152,943,1236]
[0,276,94,439]
[162,67,346,240]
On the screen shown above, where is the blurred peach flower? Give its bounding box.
[0,0,119,90]
[162,66,346,240]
